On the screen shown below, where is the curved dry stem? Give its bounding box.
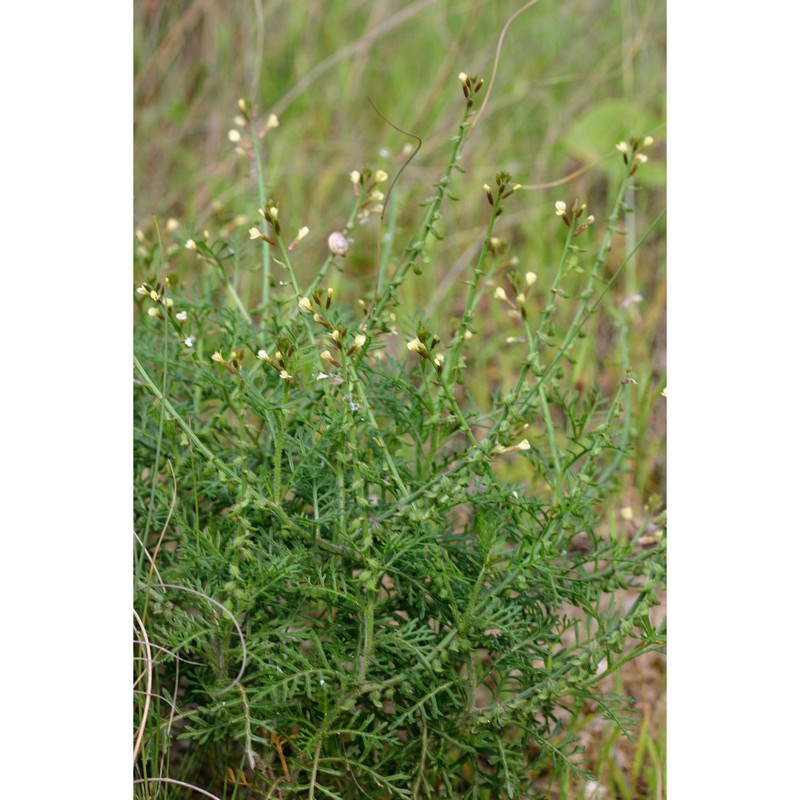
[470,0,541,134]
[367,98,422,225]
[132,608,153,765]
[133,530,163,586]
[133,637,205,667]
[520,159,607,190]
[145,582,247,695]
[133,777,224,800]
[267,0,438,119]
[148,459,177,586]
[133,687,180,718]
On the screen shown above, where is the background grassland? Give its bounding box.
[135,1,665,796]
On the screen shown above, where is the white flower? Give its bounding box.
[643,135,654,147]
[298,297,313,313]
[296,226,310,241]
[184,337,194,348]
[375,170,388,182]
[493,287,508,301]
[352,333,366,351]
[406,337,427,355]
[257,349,270,361]
[136,285,149,296]
[265,113,279,131]
[249,227,262,240]
[350,170,361,184]
[175,311,188,322]
[433,352,444,367]
[147,307,160,317]
[227,129,241,143]
[525,272,537,286]
[621,507,634,521]
[554,201,567,216]
[458,72,468,85]
[279,369,292,381]
[185,239,197,251]
[634,153,648,164]
[211,352,225,364]
[616,141,629,153]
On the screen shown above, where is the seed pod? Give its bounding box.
[328,232,349,256]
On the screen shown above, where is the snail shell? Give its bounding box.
[328,231,350,256]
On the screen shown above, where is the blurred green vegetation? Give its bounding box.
[134,1,665,794]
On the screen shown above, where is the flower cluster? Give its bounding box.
[248,203,310,253]
[493,269,538,320]
[406,326,444,373]
[458,71,485,106]
[211,348,245,376]
[298,290,368,376]
[136,279,190,345]
[227,96,279,158]
[615,135,654,176]
[350,167,389,224]
[554,199,595,236]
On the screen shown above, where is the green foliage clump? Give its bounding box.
[134,77,664,799]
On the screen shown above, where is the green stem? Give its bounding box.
[133,355,351,557]
[364,102,473,339]
[444,198,503,387]
[250,119,272,323]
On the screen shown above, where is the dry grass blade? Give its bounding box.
[132,608,153,765]
[146,582,247,696]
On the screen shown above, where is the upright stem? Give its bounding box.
[250,120,272,323]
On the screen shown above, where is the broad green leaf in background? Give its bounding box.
[564,99,665,187]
